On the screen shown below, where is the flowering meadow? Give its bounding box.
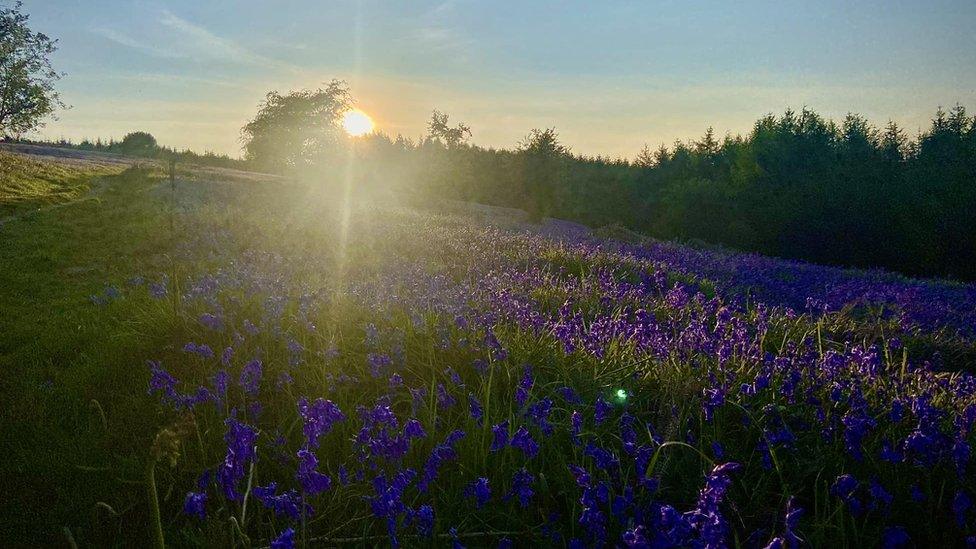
[87,181,976,548]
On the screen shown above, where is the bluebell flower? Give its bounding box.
[183,491,206,519]
[221,346,233,367]
[437,383,456,410]
[199,313,223,331]
[504,468,534,508]
[253,482,307,520]
[271,528,295,549]
[511,426,539,458]
[558,386,581,404]
[389,373,403,388]
[298,397,345,448]
[882,526,910,549]
[571,410,583,444]
[490,421,509,452]
[527,398,554,435]
[465,477,491,508]
[239,358,262,395]
[404,418,427,440]
[415,504,434,536]
[468,393,484,426]
[297,447,332,495]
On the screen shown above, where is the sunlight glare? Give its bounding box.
[342,109,374,137]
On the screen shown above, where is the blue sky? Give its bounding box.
[21,0,976,158]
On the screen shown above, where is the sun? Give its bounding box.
[342,109,374,137]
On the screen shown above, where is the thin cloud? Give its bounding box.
[90,27,183,59]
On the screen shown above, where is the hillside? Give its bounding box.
[1,148,975,546]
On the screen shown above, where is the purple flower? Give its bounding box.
[239,358,262,395]
[298,397,345,448]
[511,426,539,458]
[271,528,295,549]
[183,491,206,519]
[465,477,491,508]
[217,417,257,502]
[437,383,456,410]
[468,393,484,425]
[830,474,863,516]
[221,346,234,366]
[882,526,910,549]
[504,468,534,508]
[199,312,224,331]
[415,504,434,536]
[527,398,554,435]
[297,447,332,495]
[389,373,403,388]
[404,418,427,439]
[253,482,307,520]
[490,421,509,452]
[558,386,582,404]
[368,353,392,378]
[571,410,583,444]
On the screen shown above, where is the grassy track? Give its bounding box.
[0,165,174,545]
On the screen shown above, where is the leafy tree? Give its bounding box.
[118,131,157,157]
[426,110,471,149]
[0,1,64,136]
[241,80,352,172]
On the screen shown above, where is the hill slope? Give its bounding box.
[1,148,975,547]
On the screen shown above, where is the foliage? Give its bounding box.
[0,1,64,136]
[118,131,158,157]
[240,80,352,172]
[426,110,471,149]
[351,105,976,282]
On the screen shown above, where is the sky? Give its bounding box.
[19,0,976,159]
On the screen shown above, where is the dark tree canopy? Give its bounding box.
[118,131,158,157]
[0,1,64,137]
[241,80,352,172]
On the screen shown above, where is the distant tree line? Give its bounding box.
[239,84,975,280]
[345,105,975,282]
[5,131,246,170]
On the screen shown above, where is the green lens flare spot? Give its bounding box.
[615,389,628,401]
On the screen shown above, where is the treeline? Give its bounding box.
[3,132,245,170]
[347,105,976,282]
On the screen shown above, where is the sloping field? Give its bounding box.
[1,148,975,547]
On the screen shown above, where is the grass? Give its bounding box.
[0,164,176,545]
[0,151,127,217]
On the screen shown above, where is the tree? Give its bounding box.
[118,131,158,157]
[518,128,569,220]
[241,80,352,172]
[0,1,64,137]
[634,144,656,168]
[426,110,471,149]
